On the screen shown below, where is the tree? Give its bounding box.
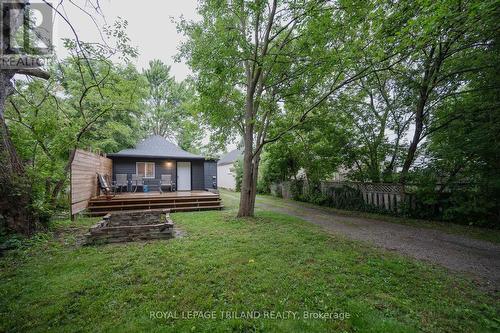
[180,0,393,217]
[421,25,500,225]
[6,57,146,210]
[394,0,499,183]
[143,60,203,150]
[331,71,413,182]
[1,1,139,234]
[300,0,498,185]
[260,104,351,185]
[1,0,52,234]
[143,60,176,137]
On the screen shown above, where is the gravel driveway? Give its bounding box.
[224,192,500,291]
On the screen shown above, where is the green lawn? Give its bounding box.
[0,197,498,332]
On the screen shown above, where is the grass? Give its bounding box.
[221,190,500,245]
[0,197,498,332]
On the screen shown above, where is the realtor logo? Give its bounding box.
[0,0,53,69]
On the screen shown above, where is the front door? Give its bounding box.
[177,161,191,191]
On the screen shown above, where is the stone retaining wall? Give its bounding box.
[85,209,174,244]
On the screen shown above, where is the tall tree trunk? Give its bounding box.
[0,73,21,170]
[248,151,262,214]
[0,72,38,235]
[399,89,427,184]
[238,102,253,217]
[237,0,276,217]
[383,131,401,180]
[0,0,49,234]
[400,117,422,183]
[238,148,255,217]
[238,89,256,217]
[400,45,444,184]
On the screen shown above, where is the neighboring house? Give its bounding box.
[107,135,217,191]
[217,149,242,190]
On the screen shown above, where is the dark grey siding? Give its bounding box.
[112,157,176,182]
[191,160,205,190]
[111,157,213,191]
[154,159,177,182]
[204,161,217,189]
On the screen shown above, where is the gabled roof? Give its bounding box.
[107,135,204,159]
[218,149,243,166]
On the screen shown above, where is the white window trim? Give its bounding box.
[136,162,155,179]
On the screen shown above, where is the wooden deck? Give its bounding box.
[87,191,223,216]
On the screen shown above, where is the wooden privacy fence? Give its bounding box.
[271,181,408,212]
[70,149,112,217]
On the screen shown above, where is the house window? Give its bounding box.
[136,162,155,178]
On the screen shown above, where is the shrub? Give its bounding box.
[289,179,304,199]
[233,160,243,192]
[256,178,270,194]
[324,185,366,211]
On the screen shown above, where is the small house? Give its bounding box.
[108,135,217,191]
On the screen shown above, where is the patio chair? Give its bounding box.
[160,174,172,193]
[97,173,116,197]
[115,174,128,192]
[131,174,144,192]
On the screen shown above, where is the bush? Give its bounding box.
[273,178,499,228]
[406,187,497,227]
[325,186,367,211]
[291,181,367,210]
[233,160,243,192]
[289,179,305,199]
[280,181,390,215]
[256,178,270,194]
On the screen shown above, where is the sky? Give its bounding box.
[54,0,200,81]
